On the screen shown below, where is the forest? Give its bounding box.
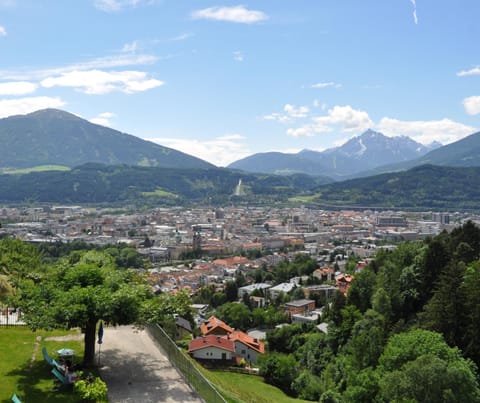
[4,163,480,211]
[254,221,480,402]
[0,163,328,206]
[312,165,480,210]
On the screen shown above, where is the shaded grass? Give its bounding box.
[0,327,84,403]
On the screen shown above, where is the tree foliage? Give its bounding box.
[258,352,298,394]
[15,250,153,366]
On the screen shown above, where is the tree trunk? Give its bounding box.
[83,317,97,367]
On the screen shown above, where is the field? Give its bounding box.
[0,327,84,403]
[0,165,71,175]
[202,370,311,403]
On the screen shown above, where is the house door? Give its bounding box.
[222,353,226,360]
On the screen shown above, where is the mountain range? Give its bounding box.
[1,108,480,210]
[0,109,213,170]
[356,130,480,177]
[228,130,441,179]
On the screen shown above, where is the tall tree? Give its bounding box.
[259,352,298,395]
[377,329,480,402]
[449,220,480,263]
[346,268,376,313]
[0,238,41,277]
[224,280,238,302]
[215,301,252,330]
[419,261,468,347]
[378,354,480,402]
[461,261,480,366]
[15,250,152,366]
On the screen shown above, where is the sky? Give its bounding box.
[0,1,480,167]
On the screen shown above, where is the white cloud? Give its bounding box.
[94,0,154,12]
[170,33,193,41]
[0,96,65,118]
[314,105,373,132]
[90,111,116,127]
[333,137,351,147]
[313,99,327,110]
[0,26,6,36]
[410,0,418,24]
[263,104,309,123]
[192,5,268,24]
[284,104,309,118]
[463,96,480,115]
[217,133,245,141]
[0,81,37,95]
[263,112,291,124]
[233,51,244,62]
[0,53,159,81]
[122,41,138,53]
[377,117,476,145]
[66,54,158,71]
[287,127,315,137]
[272,147,302,154]
[40,69,164,95]
[94,0,121,12]
[148,134,251,167]
[311,81,340,89]
[457,67,480,77]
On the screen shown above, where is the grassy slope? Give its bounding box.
[0,165,71,174]
[203,370,311,403]
[0,327,84,403]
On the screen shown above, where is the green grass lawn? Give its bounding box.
[0,165,70,175]
[0,327,84,403]
[202,370,311,403]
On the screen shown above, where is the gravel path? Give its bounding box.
[98,325,202,403]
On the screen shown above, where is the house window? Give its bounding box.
[241,349,246,354]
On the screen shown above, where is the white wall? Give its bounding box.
[192,346,232,360]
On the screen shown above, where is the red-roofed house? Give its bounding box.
[188,335,235,361]
[313,267,334,282]
[213,256,250,267]
[200,316,234,336]
[336,274,354,295]
[227,330,265,364]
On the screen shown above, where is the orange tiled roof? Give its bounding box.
[225,330,265,354]
[200,316,234,335]
[188,334,235,353]
[213,256,250,266]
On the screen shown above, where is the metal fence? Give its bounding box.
[0,308,25,326]
[146,323,227,403]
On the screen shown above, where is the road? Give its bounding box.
[99,325,203,403]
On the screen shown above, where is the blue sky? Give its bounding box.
[0,1,479,166]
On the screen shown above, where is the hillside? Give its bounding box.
[309,164,480,210]
[229,130,436,179]
[0,109,213,170]
[0,164,330,205]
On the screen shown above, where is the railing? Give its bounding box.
[146,323,227,403]
[0,308,25,326]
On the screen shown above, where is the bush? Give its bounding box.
[74,373,108,402]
